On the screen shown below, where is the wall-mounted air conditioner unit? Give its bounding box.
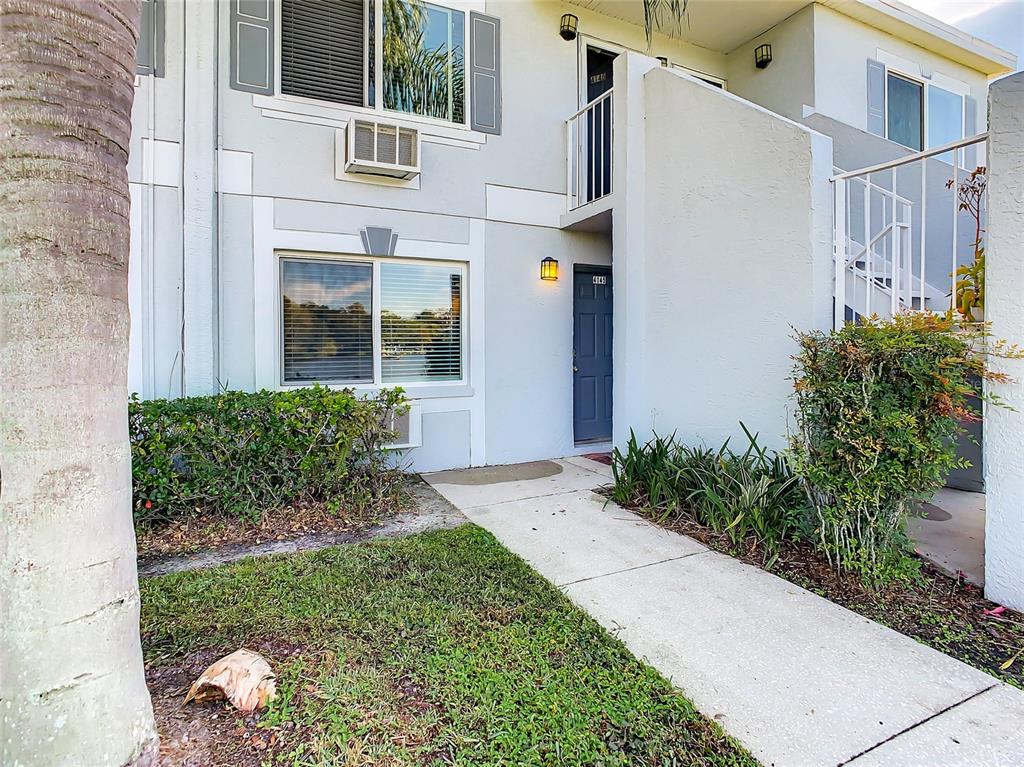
[344,119,421,180]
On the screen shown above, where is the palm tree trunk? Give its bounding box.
[0,1,158,765]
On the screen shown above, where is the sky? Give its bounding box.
[901,0,1024,68]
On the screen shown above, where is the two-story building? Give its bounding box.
[127,0,1014,473]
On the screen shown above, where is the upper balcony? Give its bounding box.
[562,88,614,232]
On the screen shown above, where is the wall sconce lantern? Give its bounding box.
[754,44,773,69]
[540,256,559,281]
[559,13,579,41]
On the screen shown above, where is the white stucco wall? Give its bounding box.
[613,55,833,452]
[484,222,611,465]
[725,4,815,122]
[984,72,1024,611]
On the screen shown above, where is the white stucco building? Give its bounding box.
[127,1,1024,603]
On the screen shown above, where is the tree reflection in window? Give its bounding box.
[383,0,465,123]
[282,260,374,383]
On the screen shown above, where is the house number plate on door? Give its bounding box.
[592,275,607,285]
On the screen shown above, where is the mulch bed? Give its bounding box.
[136,495,408,561]
[650,514,1024,689]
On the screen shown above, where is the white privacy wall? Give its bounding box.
[612,55,834,451]
[984,72,1024,611]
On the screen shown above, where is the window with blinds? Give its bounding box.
[381,263,462,382]
[281,259,373,383]
[280,0,365,106]
[279,256,465,386]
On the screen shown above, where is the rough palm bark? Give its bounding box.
[0,1,158,765]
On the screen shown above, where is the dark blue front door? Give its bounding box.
[573,268,613,443]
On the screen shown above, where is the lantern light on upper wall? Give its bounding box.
[560,13,579,41]
[540,257,559,281]
[754,44,773,69]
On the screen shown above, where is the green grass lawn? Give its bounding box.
[141,525,756,766]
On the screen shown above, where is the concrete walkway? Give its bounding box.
[910,488,987,586]
[425,457,1024,767]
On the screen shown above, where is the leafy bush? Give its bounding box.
[610,425,806,558]
[130,385,408,523]
[789,314,1013,584]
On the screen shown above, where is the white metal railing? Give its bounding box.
[566,89,613,211]
[832,132,988,328]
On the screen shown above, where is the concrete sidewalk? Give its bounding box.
[425,457,1024,767]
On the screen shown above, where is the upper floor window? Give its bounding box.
[927,84,965,153]
[886,72,923,151]
[383,2,465,123]
[280,0,466,126]
[883,69,967,155]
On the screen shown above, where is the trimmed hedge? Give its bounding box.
[129,385,407,523]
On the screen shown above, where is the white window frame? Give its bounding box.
[671,63,726,90]
[880,61,968,152]
[277,251,469,390]
[884,69,927,150]
[275,0,474,131]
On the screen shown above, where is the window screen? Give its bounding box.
[381,263,462,382]
[281,0,365,106]
[281,259,373,383]
[887,73,923,151]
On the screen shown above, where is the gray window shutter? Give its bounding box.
[136,0,164,77]
[280,0,364,106]
[866,58,886,136]
[963,94,978,168]
[230,0,275,94]
[469,12,501,135]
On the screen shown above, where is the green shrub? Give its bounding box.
[610,425,806,558]
[789,314,1005,584]
[130,385,408,523]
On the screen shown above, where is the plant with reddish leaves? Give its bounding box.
[790,313,1021,585]
[947,167,987,321]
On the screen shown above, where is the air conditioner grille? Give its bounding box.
[376,125,398,165]
[398,129,417,166]
[344,119,421,180]
[353,121,376,162]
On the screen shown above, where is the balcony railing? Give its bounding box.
[832,132,988,327]
[566,89,613,211]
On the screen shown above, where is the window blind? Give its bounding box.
[281,259,373,383]
[281,0,365,106]
[887,73,923,151]
[381,263,462,382]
